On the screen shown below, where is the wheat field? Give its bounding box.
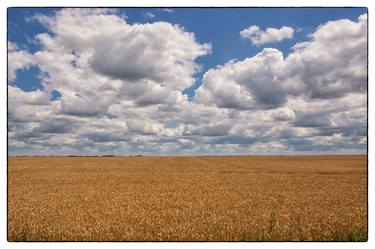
[8,156,367,241]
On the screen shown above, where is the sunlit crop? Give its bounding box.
[8,156,367,241]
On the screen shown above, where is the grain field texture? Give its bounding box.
[8,156,367,241]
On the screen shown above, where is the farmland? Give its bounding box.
[8,156,367,241]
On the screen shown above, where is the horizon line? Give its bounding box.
[7,154,368,157]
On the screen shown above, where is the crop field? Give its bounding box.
[8,156,367,241]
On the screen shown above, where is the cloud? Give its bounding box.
[24,8,211,114]
[8,85,54,130]
[8,86,50,106]
[7,9,367,155]
[286,13,367,99]
[33,118,75,134]
[8,41,19,51]
[31,8,210,91]
[196,14,367,109]
[185,123,232,137]
[145,12,155,19]
[59,92,110,117]
[271,107,296,121]
[194,48,288,109]
[162,8,175,13]
[127,119,164,135]
[90,22,211,90]
[240,25,294,46]
[250,141,287,154]
[294,111,333,128]
[8,43,35,81]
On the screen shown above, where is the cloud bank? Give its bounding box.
[8,9,367,155]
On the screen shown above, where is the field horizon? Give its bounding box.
[8,155,367,241]
[8,154,368,157]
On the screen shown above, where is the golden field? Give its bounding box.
[8,156,367,241]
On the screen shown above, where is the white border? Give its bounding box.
[0,0,373,248]
[0,0,372,7]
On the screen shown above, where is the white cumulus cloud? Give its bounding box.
[7,9,367,156]
[196,14,367,109]
[240,25,294,46]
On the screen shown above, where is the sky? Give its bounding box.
[7,7,368,156]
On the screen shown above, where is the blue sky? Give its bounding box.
[8,8,367,155]
[8,7,366,97]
